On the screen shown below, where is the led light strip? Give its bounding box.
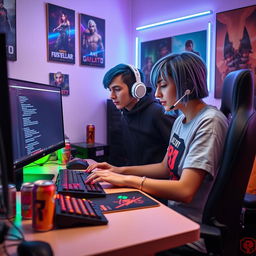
[135,37,139,68]
[135,11,213,91]
[207,22,212,91]
[136,10,212,31]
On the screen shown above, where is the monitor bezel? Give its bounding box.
[8,78,65,171]
[0,33,13,216]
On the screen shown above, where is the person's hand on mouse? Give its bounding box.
[85,162,122,174]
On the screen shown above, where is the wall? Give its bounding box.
[131,0,255,107]
[8,0,255,144]
[8,0,132,144]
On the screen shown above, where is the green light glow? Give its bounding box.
[25,154,51,167]
[118,195,128,199]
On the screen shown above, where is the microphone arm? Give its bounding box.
[169,89,191,110]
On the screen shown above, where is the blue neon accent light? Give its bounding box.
[136,10,212,31]
[135,37,139,68]
[206,22,212,91]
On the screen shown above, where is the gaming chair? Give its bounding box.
[200,69,256,255]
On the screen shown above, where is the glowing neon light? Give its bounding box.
[118,195,128,199]
[207,22,211,91]
[135,37,139,68]
[136,10,212,31]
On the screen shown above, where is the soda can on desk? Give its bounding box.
[32,180,56,231]
[21,182,34,219]
[86,124,95,144]
[0,184,16,219]
[58,139,71,165]
[63,138,71,164]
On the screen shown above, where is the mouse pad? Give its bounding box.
[91,191,159,213]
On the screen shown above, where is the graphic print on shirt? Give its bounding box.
[167,133,185,180]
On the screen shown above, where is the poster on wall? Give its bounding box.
[215,5,256,98]
[140,37,172,88]
[172,30,207,63]
[49,72,70,96]
[0,0,16,61]
[79,13,105,67]
[46,3,75,64]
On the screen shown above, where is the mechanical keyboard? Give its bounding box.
[56,169,106,198]
[55,194,108,228]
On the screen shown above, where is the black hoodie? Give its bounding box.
[121,95,176,166]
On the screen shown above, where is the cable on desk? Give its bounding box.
[1,219,25,256]
[7,219,25,241]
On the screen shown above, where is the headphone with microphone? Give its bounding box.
[169,89,191,110]
[127,64,147,99]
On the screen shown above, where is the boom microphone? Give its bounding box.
[169,89,191,110]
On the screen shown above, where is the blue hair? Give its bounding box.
[103,64,144,90]
[150,51,208,102]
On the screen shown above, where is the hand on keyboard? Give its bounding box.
[56,169,106,198]
[84,169,128,188]
[85,162,116,173]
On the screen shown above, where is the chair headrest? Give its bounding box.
[220,69,254,117]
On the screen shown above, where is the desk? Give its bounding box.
[10,162,200,256]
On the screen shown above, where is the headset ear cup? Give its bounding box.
[131,82,147,99]
[127,64,146,99]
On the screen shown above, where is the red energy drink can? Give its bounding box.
[58,139,71,165]
[9,184,16,219]
[86,124,95,144]
[0,184,16,218]
[32,180,56,231]
[63,139,71,164]
[21,182,34,219]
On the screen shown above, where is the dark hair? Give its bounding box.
[185,40,193,48]
[103,64,144,91]
[150,51,208,102]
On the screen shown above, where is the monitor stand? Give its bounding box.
[15,168,54,191]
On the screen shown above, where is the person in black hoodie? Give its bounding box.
[103,63,176,166]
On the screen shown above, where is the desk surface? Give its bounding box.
[10,162,200,256]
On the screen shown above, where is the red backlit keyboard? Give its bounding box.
[55,194,108,228]
[56,169,106,198]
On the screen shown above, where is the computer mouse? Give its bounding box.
[17,240,53,256]
[66,158,89,169]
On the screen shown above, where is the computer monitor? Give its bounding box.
[8,78,65,189]
[0,33,13,218]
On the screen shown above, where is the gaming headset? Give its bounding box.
[127,64,147,99]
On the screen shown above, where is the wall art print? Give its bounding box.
[172,30,207,63]
[79,13,105,67]
[140,37,172,88]
[49,72,70,96]
[0,0,16,61]
[47,3,75,64]
[215,5,256,98]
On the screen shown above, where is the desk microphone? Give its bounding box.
[169,89,191,110]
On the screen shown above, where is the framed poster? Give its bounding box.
[215,5,256,98]
[140,37,172,88]
[47,3,75,64]
[79,13,105,67]
[0,0,16,61]
[172,30,207,63]
[49,72,70,96]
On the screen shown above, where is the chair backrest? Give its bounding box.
[202,69,256,255]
